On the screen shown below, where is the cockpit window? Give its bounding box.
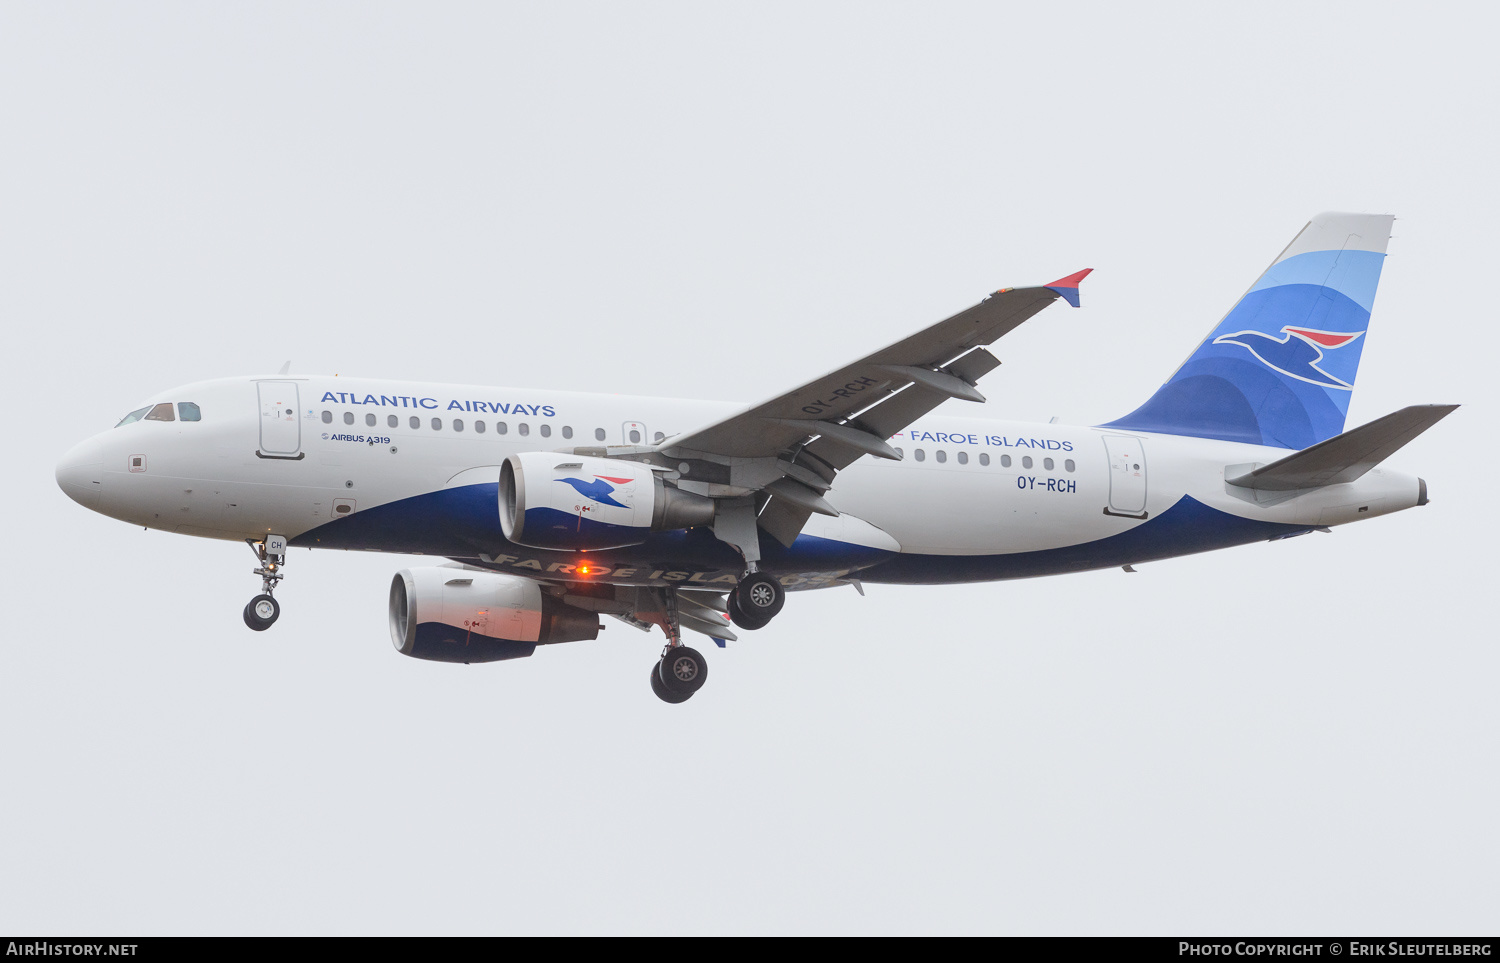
[178,402,202,422]
[144,403,176,422]
[115,406,151,427]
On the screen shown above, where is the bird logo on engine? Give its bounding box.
[555,475,635,509]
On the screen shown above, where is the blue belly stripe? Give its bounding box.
[861,495,1306,584]
[293,484,1305,586]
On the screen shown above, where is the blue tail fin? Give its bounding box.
[1104,212,1395,449]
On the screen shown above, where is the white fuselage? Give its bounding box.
[55,374,1426,589]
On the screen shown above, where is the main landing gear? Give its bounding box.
[727,571,784,631]
[649,588,709,704]
[647,572,786,703]
[652,645,708,704]
[243,535,287,631]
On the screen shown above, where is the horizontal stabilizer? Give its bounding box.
[1227,404,1457,492]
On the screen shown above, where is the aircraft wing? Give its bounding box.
[647,270,1091,545]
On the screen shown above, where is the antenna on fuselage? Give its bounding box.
[277,361,291,375]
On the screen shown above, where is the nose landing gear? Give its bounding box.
[243,535,287,631]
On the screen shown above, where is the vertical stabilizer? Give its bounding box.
[1104,212,1395,449]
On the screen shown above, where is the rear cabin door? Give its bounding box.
[1102,434,1147,518]
[257,381,302,458]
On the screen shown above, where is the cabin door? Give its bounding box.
[1102,434,1147,518]
[257,381,302,458]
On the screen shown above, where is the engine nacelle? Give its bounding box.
[389,567,601,663]
[498,451,715,551]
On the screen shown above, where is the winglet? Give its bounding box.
[1045,268,1093,308]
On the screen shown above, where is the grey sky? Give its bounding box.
[2,2,1495,934]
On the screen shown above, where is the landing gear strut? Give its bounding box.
[728,571,784,630]
[243,535,287,631]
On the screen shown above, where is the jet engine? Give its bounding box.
[498,452,716,551]
[389,567,601,663]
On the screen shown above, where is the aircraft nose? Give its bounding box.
[56,436,107,509]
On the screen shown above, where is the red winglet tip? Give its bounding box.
[1047,268,1093,288]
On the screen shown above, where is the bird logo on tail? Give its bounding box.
[1212,325,1365,390]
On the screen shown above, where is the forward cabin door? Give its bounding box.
[1102,434,1147,518]
[257,381,303,459]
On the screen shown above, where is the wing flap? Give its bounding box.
[848,384,952,444]
[758,495,814,548]
[946,347,1002,385]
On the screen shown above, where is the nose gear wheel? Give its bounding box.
[243,594,280,631]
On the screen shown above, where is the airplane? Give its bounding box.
[54,212,1455,703]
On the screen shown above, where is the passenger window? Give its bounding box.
[453,419,464,432]
[178,402,202,422]
[344,412,354,425]
[519,423,530,436]
[497,422,508,435]
[628,428,641,443]
[322,411,332,424]
[915,449,926,462]
[936,450,947,463]
[1022,456,1033,469]
[563,426,573,439]
[595,428,606,441]
[409,416,420,429]
[957,451,968,465]
[895,447,904,458]
[475,420,486,434]
[540,424,551,438]
[145,403,175,422]
[388,415,398,428]
[1065,459,1075,472]
[1044,457,1054,471]
[366,413,377,427]
[654,431,665,443]
[115,406,151,427]
[431,418,442,431]
[979,453,990,466]
[1001,455,1012,468]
